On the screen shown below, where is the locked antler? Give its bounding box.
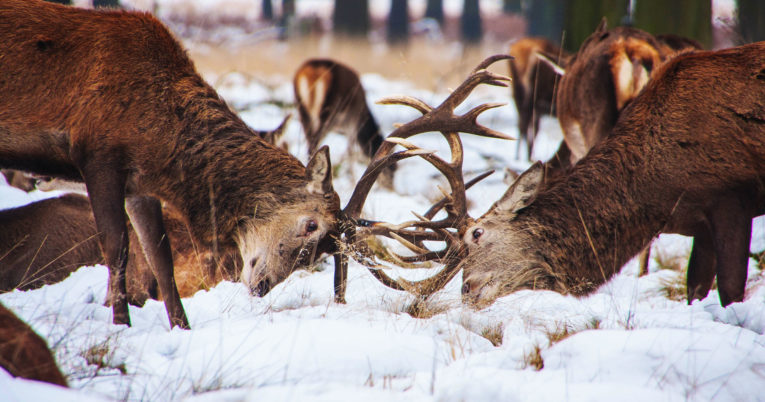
[333,55,514,300]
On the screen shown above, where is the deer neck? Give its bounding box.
[518,138,680,294]
[147,79,309,252]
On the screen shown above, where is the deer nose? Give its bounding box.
[254,278,271,297]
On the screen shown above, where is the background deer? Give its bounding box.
[508,37,569,161]
[293,58,395,188]
[0,301,68,387]
[459,42,765,308]
[0,193,240,303]
[0,0,340,329]
[555,20,702,167]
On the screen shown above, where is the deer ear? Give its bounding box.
[494,162,544,213]
[595,17,608,34]
[306,145,333,195]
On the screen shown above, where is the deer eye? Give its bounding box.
[305,220,319,234]
[472,228,484,242]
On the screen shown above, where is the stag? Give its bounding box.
[293,59,395,188]
[459,42,765,308]
[0,302,68,387]
[508,38,568,161]
[0,0,339,328]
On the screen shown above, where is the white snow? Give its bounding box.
[2,38,765,402]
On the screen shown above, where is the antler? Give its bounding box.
[333,55,514,300]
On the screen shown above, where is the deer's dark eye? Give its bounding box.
[305,220,319,234]
[472,228,484,241]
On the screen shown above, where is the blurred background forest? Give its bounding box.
[46,0,765,88]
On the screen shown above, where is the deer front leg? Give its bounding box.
[126,196,190,329]
[81,162,131,326]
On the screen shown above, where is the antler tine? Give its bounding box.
[423,170,493,220]
[472,54,514,73]
[376,96,432,115]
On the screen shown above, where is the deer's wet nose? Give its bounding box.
[254,278,271,297]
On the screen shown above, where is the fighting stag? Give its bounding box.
[329,55,515,301]
[460,42,765,308]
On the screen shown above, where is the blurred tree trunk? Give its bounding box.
[44,0,71,4]
[561,0,628,53]
[633,0,711,49]
[93,0,120,7]
[527,0,565,46]
[278,0,295,39]
[262,0,273,21]
[503,0,523,14]
[387,0,409,44]
[333,0,370,37]
[461,0,482,43]
[737,0,765,43]
[425,0,444,25]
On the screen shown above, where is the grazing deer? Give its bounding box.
[458,42,765,308]
[0,0,340,328]
[293,59,395,188]
[0,302,68,387]
[508,38,568,161]
[556,20,703,167]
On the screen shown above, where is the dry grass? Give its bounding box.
[522,345,544,371]
[403,297,449,319]
[652,246,689,272]
[480,323,505,347]
[79,337,127,376]
[186,36,512,91]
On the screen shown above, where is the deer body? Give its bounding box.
[508,38,567,160]
[461,42,765,308]
[556,23,702,166]
[294,59,384,158]
[0,1,339,328]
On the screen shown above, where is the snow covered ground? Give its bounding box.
[2,62,765,402]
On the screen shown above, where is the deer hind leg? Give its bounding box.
[709,196,752,306]
[333,253,347,304]
[81,161,131,326]
[126,196,190,329]
[686,221,716,303]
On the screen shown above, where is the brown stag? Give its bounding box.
[459,42,765,308]
[0,0,340,328]
[293,59,395,188]
[0,302,68,387]
[508,38,569,161]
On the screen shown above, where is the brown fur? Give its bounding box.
[461,42,765,308]
[555,21,703,166]
[0,301,67,387]
[508,38,569,160]
[0,1,340,328]
[0,194,238,303]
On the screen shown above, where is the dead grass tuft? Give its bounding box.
[404,297,449,319]
[79,337,127,376]
[522,345,544,371]
[480,323,504,347]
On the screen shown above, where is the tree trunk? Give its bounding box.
[262,0,273,21]
[633,0,712,49]
[425,0,444,25]
[461,0,482,43]
[333,0,370,37]
[387,0,409,44]
[561,0,628,53]
[737,0,765,43]
[503,0,523,14]
[527,0,565,46]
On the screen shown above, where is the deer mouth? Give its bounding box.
[253,278,272,297]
